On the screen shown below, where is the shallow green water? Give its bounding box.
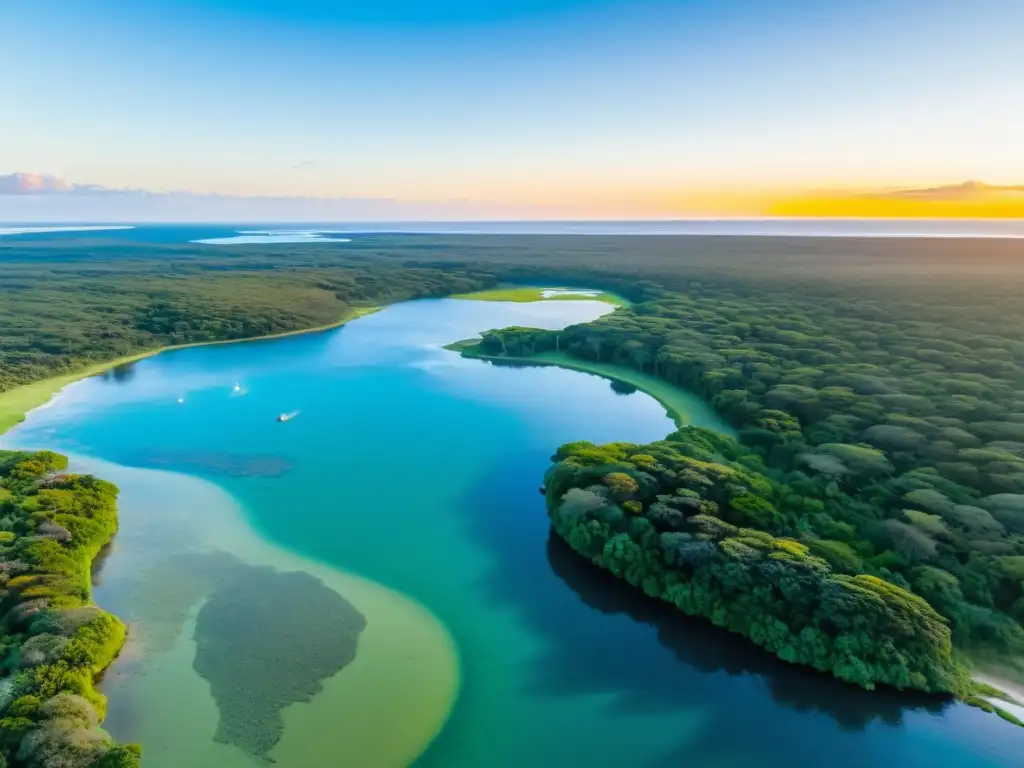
[4,298,1021,767]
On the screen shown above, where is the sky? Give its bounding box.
[2,0,1023,220]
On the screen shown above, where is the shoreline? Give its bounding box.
[449,285,630,306]
[0,306,380,435]
[57,454,462,768]
[972,672,1024,719]
[7,286,1024,758]
[973,673,1024,702]
[454,339,1024,721]
[448,341,734,435]
[0,449,136,764]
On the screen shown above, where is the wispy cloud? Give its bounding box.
[769,181,1024,219]
[6,173,1024,222]
[866,181,1024,202]
[0,171,548,222]
[0,172,79,195]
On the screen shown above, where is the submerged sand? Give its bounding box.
[72,455,459,768]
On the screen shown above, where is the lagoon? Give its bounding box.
[3,297,1020,767]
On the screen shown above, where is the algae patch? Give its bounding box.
[193,565,366,759]
[126,551,368,761]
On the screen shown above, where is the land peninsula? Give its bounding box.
[450,286,628,305]
[455,274,1024,724]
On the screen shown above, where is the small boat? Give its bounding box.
[276,411,299,422]
[177,397,185,404]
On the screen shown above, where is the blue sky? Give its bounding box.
[2,0,1022,218]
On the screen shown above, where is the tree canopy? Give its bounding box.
[0,451,140,767]
[546,428,968,694]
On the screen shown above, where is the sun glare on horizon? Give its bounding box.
[2,0,1022,220]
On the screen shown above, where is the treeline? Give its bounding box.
[546,427,968,696]
[0,244,492,392]
[0,451,140,767]
[8,232,1024,394]
[6,231,1024,719]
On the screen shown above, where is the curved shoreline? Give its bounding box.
[62,454,462,768]
[0,291,623,766]
[448,342,734,435]
[450,285,629,306]
[0,450,137,765]
[7,290,1023,763]
[0,306,380,435]
[450,342,1024,722]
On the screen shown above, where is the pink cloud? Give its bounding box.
[0,172,76,195]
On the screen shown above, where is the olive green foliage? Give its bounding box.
[477,246,1024,671]
[546,428,968,695]
[192,566,366,759]
[0,240,493,393]
[961,694,1024,727]
[7,232,1024,726]
[0,451,140,767]
[5,233,1024,398]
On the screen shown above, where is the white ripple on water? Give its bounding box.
[192,230,353,245]
[0,225,136,236]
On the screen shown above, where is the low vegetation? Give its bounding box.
[0,451,140,767]
[450,286,626,305]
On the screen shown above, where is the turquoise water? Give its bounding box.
[4,297,1021,767]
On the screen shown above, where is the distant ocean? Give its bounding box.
[1,219,1023,244]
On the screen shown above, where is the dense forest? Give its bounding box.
[416,234,1024,715]
[478,279,1024,673]
[545,428,968,696]
[0,237,494,392]
[4,231,1024,722]
[0,451,139,767]
[5,233,1024,393]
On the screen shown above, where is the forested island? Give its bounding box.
[0,450,140,767]
[4,233,1024,732]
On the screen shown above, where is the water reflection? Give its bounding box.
[101,362,139,384]
[610,380,639,396]
[10,297,1018,768]
[450,452,976,768]
[545,533,950,730]
[90,541,115,588]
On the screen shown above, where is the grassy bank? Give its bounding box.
[447,341,733,435]
[450,286,629,306]
[0,307,379,436]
